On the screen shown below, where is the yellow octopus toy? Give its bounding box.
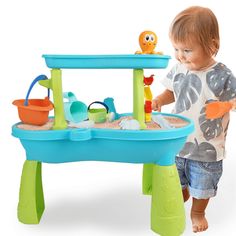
[135,30,163,54]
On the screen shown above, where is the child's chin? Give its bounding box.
[184,64,195,71]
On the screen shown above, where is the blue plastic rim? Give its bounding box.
[12,113,193,141]
[42,54,171,69]
[12,113,194,166]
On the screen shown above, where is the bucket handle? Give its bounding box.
[24,75,50,106]
[88,101,109,113]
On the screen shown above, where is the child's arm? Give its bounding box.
[152,89,175,111]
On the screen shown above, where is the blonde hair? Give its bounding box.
[169,6,220,56]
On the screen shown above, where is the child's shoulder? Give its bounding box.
[207,62,235,80]
[208,62,233,74]
[205,62,236,101]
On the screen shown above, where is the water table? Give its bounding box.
[12,54,194,236]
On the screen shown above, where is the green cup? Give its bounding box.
[88,101,109,123]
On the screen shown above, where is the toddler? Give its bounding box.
[152,6,236,233]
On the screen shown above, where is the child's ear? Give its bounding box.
[212,38,219,55]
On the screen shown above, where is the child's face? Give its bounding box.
[171,38,214,71]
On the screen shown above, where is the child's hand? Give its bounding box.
[152,90,174,111]
[152,97,162,111]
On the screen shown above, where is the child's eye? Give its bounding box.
[174,48,179,52]
[184,49,192,53]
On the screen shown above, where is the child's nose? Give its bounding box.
[178,51,185,60]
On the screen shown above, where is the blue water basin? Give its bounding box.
[12,113,194,166]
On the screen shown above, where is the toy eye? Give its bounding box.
[150,34,155,42]
[145,34,150,42]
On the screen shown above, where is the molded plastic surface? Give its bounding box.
[42,54,171,69]
[12,113,194,165]
[18,161,44,224]
[151,164,185,235]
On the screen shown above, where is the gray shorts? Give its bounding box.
[175,156,223,199]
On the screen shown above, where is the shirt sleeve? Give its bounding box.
[161,64,178,91]
[222,72,236,101]
[205,63,236,101]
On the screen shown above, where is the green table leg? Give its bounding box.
[50,69,67,130]
[18,160,45,224]
[133,69,146,129]
[142,163,154,195]
[39,69,67,130]
[151,164,185,236]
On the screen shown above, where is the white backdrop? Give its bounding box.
[1,0,236,235]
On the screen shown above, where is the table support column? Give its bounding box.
[39,69,67,130]
[151,164,185,236]
[18,160,45,224]
[133,69,146,129]
[50,69,67,129]
[142,163,154,195]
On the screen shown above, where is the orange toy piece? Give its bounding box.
[135,31,163,54]
[13,97,54,125]
[13,74,54,126]
[145,100,152,113]
[205,101,232,119]
[144,74,155,122]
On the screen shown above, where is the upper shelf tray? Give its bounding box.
[42,54,171,69]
